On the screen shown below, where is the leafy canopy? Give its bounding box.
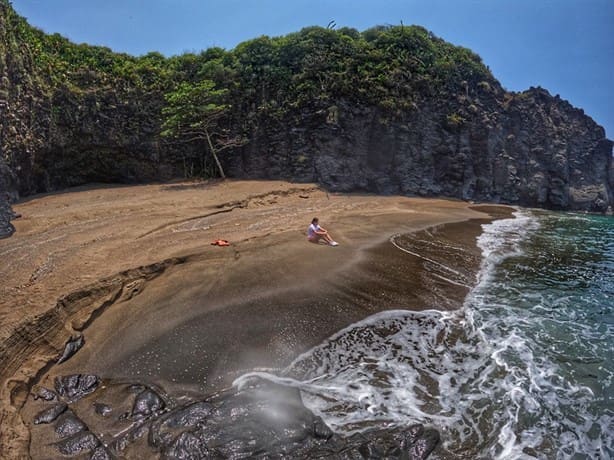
[6,3,499,178]
[161,80,229,141]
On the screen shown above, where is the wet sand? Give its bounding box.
[49,219,489,397]
[0,179,512,455]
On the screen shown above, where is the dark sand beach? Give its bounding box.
[0,180,512,456]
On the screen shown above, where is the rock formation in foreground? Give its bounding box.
[1,0,612,234]
[28,375,439,459]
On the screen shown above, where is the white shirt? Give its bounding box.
[307,223,320,239]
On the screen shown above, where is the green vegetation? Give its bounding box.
[161,80,244,178]
[2,0,497,178]
[446,112,466,129]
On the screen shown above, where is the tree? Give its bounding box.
[161,80,243,179]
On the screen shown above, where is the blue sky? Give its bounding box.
[11,0,614,139]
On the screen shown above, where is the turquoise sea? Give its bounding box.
[241,210,614,459]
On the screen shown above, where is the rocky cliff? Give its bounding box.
[0,1,612,239]
[0,1,201,238]
[0,155,17,237]
[231,86,613,212]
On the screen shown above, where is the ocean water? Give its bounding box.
[237,210,614,459]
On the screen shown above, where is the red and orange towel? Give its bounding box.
[210,239,230,246]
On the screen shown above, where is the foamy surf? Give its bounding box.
[235,210,613,459]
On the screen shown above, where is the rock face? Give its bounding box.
[0,0,612,229]
[29,375,440,459]
[229,88,613,212]
[0,1,200,234]
[0,154,17,238]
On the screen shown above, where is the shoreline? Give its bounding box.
[0,180,513,456]
[45,217,493,396]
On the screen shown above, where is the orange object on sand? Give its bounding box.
[211,239,230,246]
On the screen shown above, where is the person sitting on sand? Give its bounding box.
[307,217,338,246]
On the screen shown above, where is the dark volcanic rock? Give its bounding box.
[130,388,165,418]
[56,431,100,455]
[31,376,441,459]
[54,412,87,439]
[57,335,85,364]
[0,0,199,202]
[0,157,17,239]
[54,374,100,401]
[90,446,113,460]
[410,429,441,460]
[153,378,440,459]
[228,90,613,213]
[33,402,67,424]
[0,196,14,239]
[313,417,334,440]
[163,431,213,459]
[110,423,150,453]
[149,401,214,448]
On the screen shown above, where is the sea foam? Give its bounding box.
[236,210,613,459]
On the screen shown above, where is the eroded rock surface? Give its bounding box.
[28,374,440,459]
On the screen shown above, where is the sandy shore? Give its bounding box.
[0,179,512,455]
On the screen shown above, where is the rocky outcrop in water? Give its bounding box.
[29,375,440,459]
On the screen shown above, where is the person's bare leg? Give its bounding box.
[323,232,334,243]
[324,232,338,245]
